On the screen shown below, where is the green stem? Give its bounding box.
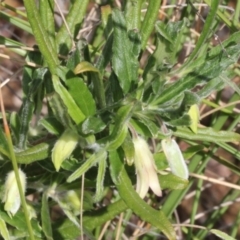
[140,0,162,49]
[233,0,240,28]
[0,94,35,239]
[187,178,203,240]
[23,0,58,74]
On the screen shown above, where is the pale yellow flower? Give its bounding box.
[133,136,162,198]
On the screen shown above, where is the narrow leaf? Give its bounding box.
[175,127,240,143]
[41,192,53,240]
[151,44,240,105]
[47,92,73,128]
[66,77,96,116]
[159,174,188,190]
[140,0,161,49]
[210,229,236,240]
[109,150,176,240]
[23,0,58,73]
[16,143,51,164]
[74,61,99,74]
[179,0,220,69]
[39,0,55,51]
[52,75,85,125]
[56,0,89,54]
[94,158,107,202]
[67,149,107,183]
[0,218,10,240]
[112,9,138,94]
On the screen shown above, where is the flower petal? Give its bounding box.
[136,168,149,198]
[148,170,162,197]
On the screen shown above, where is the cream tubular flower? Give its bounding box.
[133,136,162,198]
[2,169,27,217]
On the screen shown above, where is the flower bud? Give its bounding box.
[161,138,189,180]
[133,136,162,198]
[52,129,79,171]
[2,169,26,217]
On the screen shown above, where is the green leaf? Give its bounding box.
[66,77,96,116]
[154,152,169,170]
[66,41,85,70]
[138,117,160,137]
[98,104,136,150]
[109,150,176,240]
[159,174,188,190]
[67,149,107,183]
[53,218,95,240]
[140,0,161,49]
[19,67,46,149]
[83,199,127,231]
[16,142,51,164]
[0,218,10,240]
[129,118,152,137]
[179,0,220,70]
[39,0,55,51]
[151,44,240,106]
[52,75,85,125]
[96,33,113,73]
[210,229,236,240]
[41,192,53,240]
[94,158,107,202]
[23,0,58,73]
[47,92,73,128]
[18,99,34,149]
[0,11,32,34]
[125,0,142,30]
[81,116,106,134]
[112,9,138,94]
[39,117,64,135]
[55,0,89,55]
[175,127,240,143]
[155,19,187,65]
[182,145,204,160]
[0,207,42,238]
[0,36,26,56]
[70,58,107,109]
[74,61,99,74]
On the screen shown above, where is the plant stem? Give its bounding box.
[0,88,35,240]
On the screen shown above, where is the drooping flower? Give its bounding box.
[2,169,27,217]
[133,136,162,198]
